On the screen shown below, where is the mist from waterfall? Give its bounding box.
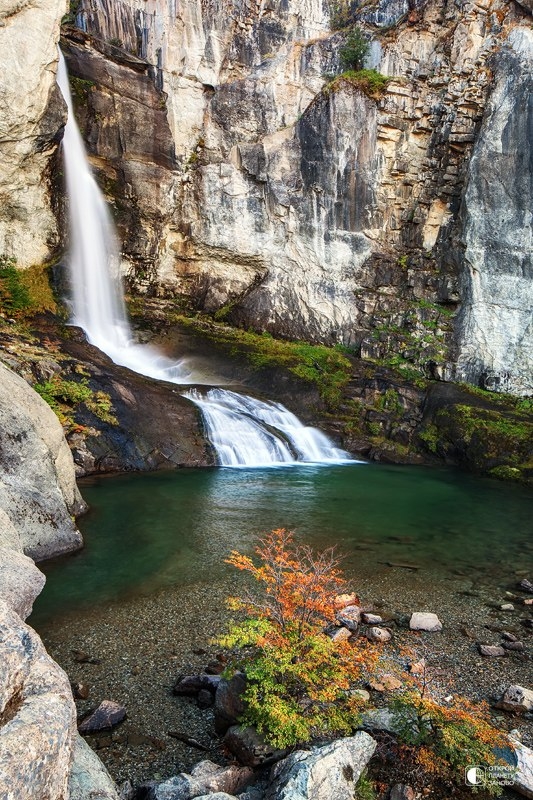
[57,50,354,468]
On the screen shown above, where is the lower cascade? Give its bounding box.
[184,389,353,467]
[57,51,353,468]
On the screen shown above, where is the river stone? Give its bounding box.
[224,725,287,768]
[266,732,376,800]
[497,686,533,714]
[367,627,391,643]
[329,626,352,643]
[69,734,120,799]
[519,579,533,594]
[362,613,383,625]
[174,674,221,696]
[409,612,442,632]
[214,672,246,735]
[390,786,416,800]
[78,700,127,733]
[478,644,506,657]
[336,605,361,631]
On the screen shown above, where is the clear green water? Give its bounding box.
[31,463,533,626]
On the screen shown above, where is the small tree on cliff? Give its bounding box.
[340,27,369,71]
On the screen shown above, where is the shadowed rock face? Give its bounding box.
[455,28,533,396]
[59,0,533,395]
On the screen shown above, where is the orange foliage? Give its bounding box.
[226,528,347,638]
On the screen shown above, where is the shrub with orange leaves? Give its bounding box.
[389,669,509,796]
[219,529,377,748]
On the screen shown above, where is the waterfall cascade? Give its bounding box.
[57,51,354,468]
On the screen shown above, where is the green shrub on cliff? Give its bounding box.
[0,256,57,316]
[35,375,117,429]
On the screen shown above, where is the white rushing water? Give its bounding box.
[184,389,353,467]
[57,50,354,468]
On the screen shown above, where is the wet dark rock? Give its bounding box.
[78,700,127,734]
[197,690,214,709]
[206,660,225,675]
[224,726,287,768]
[502,640,525,652]
[519,579,533,594]
[173,674,221,696]
[214,672,246,735]
[71,681,90,700]
[71,649,101,664]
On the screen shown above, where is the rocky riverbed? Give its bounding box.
[34,557,533,793]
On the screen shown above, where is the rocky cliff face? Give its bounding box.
[58,0,532,395]
[0,363,119,799]
[0,0,67,267]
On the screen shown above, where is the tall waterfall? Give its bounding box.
[57,51,354,468]
[56,51,191,383]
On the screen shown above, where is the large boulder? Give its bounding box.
[0,362,85,560]
[148,761,253,800]
[0,601,77,800]
[69,734,120,799]
[266,733,377,800]
[0,0,66,264]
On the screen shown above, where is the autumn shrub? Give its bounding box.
[388,662,509,796]
[219,529,377,748]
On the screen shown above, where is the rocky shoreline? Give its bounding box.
[35,551,533,798]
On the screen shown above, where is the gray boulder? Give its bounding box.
[266,732,376,800]
[0,600,77,800]
[151,761,253,800]
[497,686,533,714]
[69,734,120,799]
[0,362,85,560]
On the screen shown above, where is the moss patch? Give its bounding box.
[171,315,352,410]
[0,257,57,316]
[35,375,117,430]
[423,401,533,482]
